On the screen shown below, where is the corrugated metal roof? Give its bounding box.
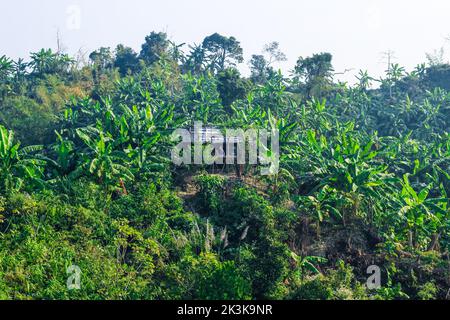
[192,127,245,144]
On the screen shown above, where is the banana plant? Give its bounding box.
[0,55,14,99]
[0,125,45,192]
[290,251,327,280]
[46,132,76,177]
[397,174,448,251]
[0,55,14,80]
[356,70,374,91]
[62,97,104,139]
[181,73,223,124]
[29,49,74,77]
[296,185,344,236]
[285,123,397,227]
[74,127,134,190]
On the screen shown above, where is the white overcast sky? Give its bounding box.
[1,0,450,83]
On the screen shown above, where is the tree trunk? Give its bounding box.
[427,233,440,252]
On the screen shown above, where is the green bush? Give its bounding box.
[194,174,227,216]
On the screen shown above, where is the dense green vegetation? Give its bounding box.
[0,32,449,300]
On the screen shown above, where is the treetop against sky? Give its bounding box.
[2,0,450,83]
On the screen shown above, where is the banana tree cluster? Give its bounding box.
[0,125,45,192]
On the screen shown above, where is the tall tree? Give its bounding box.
[249,54,270,84]
[89,47,114,71]
[114,44,139,76]
[89,47,114,85]
[202,33,244,73]
[217,68,250,112]
[249,42,287,84]
[293,52,334,98]
[263,41,287,65]
[139,32,170,66]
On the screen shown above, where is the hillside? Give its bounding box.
[0,33,449,300]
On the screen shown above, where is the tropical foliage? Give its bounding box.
[0,31,450,300]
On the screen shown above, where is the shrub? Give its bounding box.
[194,174,227,216]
